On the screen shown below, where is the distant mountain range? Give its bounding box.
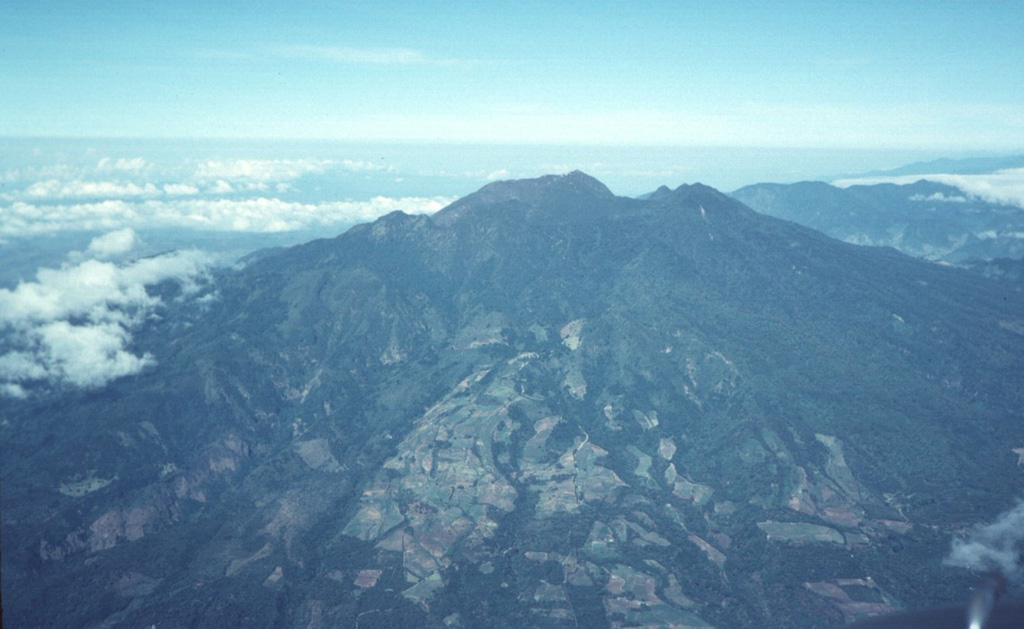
[732,179,1024,262]
[837,154,1024,179]
[3,172,1023,628]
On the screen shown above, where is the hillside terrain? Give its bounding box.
[3,172,1023,628]
[732,180,1024,262]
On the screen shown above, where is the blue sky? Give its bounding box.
[3,0,1023,148]
[3,2,1024,396]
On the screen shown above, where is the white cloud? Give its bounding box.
[150,196,453,232]
[207,180,234,194]
[21,179,163,200]
[0,200,141,236]
[0,320,157,390]
[2,157,365,203]
[189,157,395,185]
[932,168,1024,208]
[1,164,79,185]
[0,253,211,327]
[834,168,1024,209]
[2,154,407,209]
[83,228,140,259]
[946,500,1024,578]
[163,183,200,196]
[0,243,219,392]
[0,196,455,236]
[1,383,28,398]
[0,351,48,382]
[194,158,334,183]
[36,321,156,388]
[0,150,453,239]
[3,158,148,187]
[486,169,510,181]
[340,159,393,172]
[97,157,148,172]
[909,192,967,203]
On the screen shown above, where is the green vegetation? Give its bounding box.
[4,173,1023,627]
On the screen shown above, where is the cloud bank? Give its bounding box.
[946,500,1024,580]
[0,196,454,237]
[908,192,967,203]
[193,158,339,183]
[0,152,453,237]
[2,157,393,202]
[0,230,220,396]
[834,168,1024,209]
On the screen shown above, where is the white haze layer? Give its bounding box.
[946,500,1024,579]
[833,168,1024,209]
[0,229,220,396]
[0,153,454,237]
[0,196,454,236]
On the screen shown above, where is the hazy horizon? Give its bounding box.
[4,1,1023,149]
[5,135,1000,198]
[5,1,1023,237]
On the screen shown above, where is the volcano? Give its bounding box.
[3,171,1023,628]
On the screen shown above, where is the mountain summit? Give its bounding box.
[3,174,1023,628]
[433,170,616,225]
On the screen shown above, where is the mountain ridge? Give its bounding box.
[732,179,1024,261]
[3,173,1023,628]
[836,154,1024,179]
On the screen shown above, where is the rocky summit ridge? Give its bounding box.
[3,172,1024,628]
